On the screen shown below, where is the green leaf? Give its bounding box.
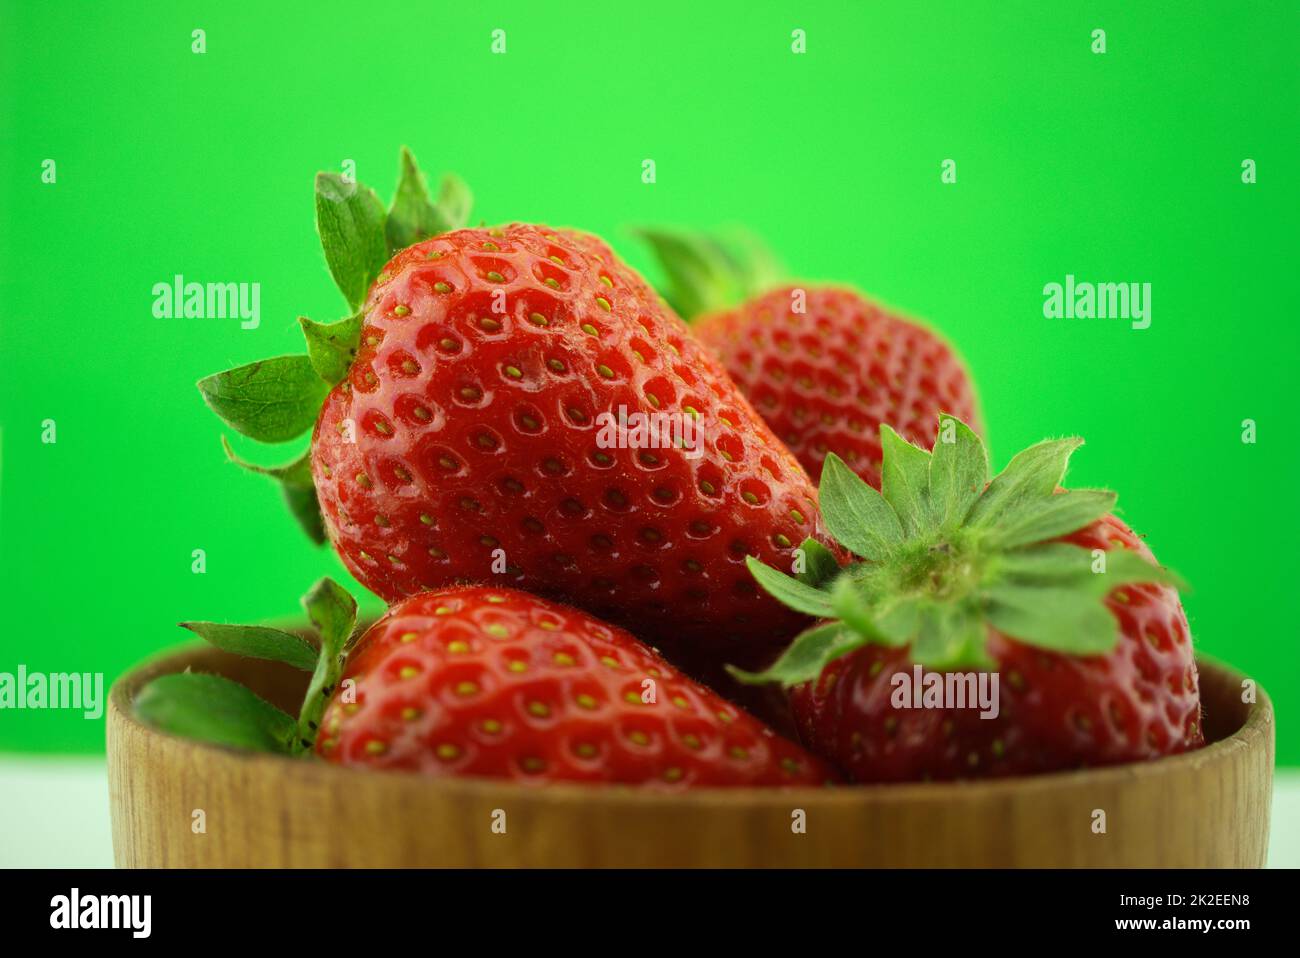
[911,603,992,669]
[763,424,1190,672]
[967,437,1083,531]
[981,545,1184,656]
[134,673,296,754]
[818,453,904,560]
[220,435,312,484]
[300,314,363,385]
[830,574,874,637]
[984,583,1122,655]
[872,594,925,646]
[928,414,988,530]
[178,621,318,671]
[879,425,934,536]
[221,437,325,545]
[727,621,868,687]
[1098,547,1187,592]
[385,147,453,253]
[995,542,1186,594]
[975,542,1187,657]
[633,227,756,319]
[197,355,330,443]
[294,578,358,753]
[824,572,917,648]
[302,576,358,648]
[435,173,473,230]
[794,537,841,587]
[727,230,783,297]
[316,172,389,311]
[985,489,1117,550]
[745,556,836,617]
[280,481,326,545]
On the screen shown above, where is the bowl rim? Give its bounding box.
[109,645,1274,808]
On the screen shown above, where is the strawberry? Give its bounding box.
[734,415,1203,782]
[311,225,820,653]
[638,230,979,487]
[315,586,835,786]
[196,151,826,663]
[135,580,836,789]
[694,286,979,489]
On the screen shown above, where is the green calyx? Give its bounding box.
[195,148,472,542]
[731,415,1185,686]
[134,578,359,755]
[633,226,782,320]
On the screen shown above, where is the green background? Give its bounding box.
[1,0,1296,762]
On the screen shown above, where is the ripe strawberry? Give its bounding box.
[313,225,820,652]
[695,287,978,487]
[137,579,835,787]
[734,416,1203,782]
[638,231,979,486]
[197,151,827,664]
[315,586,836,787]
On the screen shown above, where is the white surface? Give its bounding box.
[0,757,115,868]
[0,757,1296,868]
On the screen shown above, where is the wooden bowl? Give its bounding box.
[107,646,1274,867]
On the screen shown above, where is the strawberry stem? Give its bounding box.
[633,227,783,320]
[292,579,358,754]
[736,416,1187,685]
[136,578,359,758]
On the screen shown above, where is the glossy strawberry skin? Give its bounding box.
[694,286,978,486]
[315,588,836,788]
[310,225,824,658]
[790,514,1204,782]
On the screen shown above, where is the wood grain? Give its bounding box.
[108,647,1274,867]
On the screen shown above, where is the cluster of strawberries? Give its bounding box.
[137,150,1204,787]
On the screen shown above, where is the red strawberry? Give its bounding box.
[197,152,828,666]
[312,224,819,654]
[695,287,978,487]
[638,231,979,486]
[315,586,836,787]
[137,579,835,788]
[734,416,1203,782]
[790,515,1202,781]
